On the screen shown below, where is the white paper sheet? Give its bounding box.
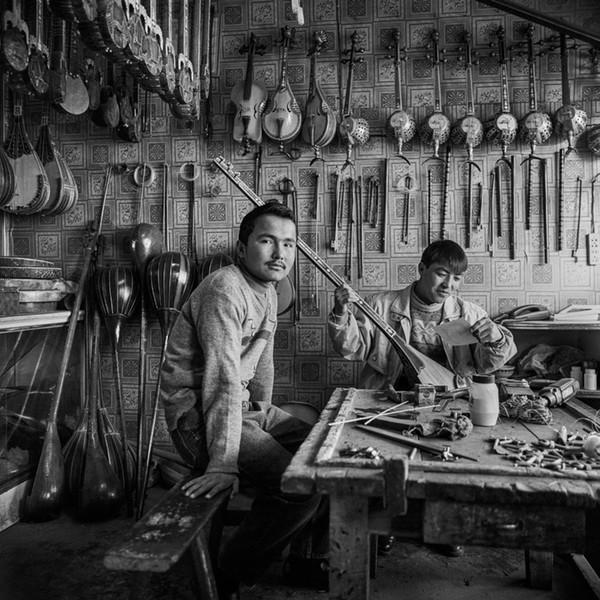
[435,318,478,346]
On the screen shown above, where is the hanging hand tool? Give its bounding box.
[427,168,432,245]
[179,162,200,266]
[557,148,565,251]
[487,170,495,256]
[509,155,516,260]
[402,175,413,244]
[440,146,451,240]
[356,177,363,279]
[466,162,473,248]
[345,177,354,281]
[541,159,549,264]
[572,176,583,262]
[331,168,341,251]
[254,144,262,194]
[587,172,600,266]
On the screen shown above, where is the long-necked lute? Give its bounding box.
[213,156,457,390]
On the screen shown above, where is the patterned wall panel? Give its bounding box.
[2,0,600,444]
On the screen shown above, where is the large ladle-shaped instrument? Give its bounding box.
[419,30,450,163]
[137,251,195,518]
[24,165,113,522]
[386,29,415,164]
[129,163,163,516]
[95,265,140,516]
[554,32,587,155]
[338,31,370,172]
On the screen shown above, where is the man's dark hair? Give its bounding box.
[238,201,296,244]
[420,240,468,274]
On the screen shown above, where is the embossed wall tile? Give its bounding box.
[531,263,554,285]
[495,295,523,315]
[63,205,85,228]
[235,199,255,224]
[526,293,557,311]
[117,200,138,227]
[204,230,233,255]
[299,360,322,383]
[297,326,324,353]
[274,358,293,383]
[561,259,592,288]
[560,291,595,307]
[408,22,434,49]
[223,3,245,25]
[251,1,276,27]
[328,359,356,385]
[409,0,433,16]
[461,293,489,312]
[9,237,30,257]
[377,0,403,19]
[364,230,383,252]
[464,262,485,285]
[147,141,167,162]
[206,202,228,224]
[89,143,112,166]
[442,0,467,15]
[362,261,388,288]
[117,143,139,164]
[494,261,521,287]
[36,234,60,258]
[396,263,419,285]
[474,18,503,46]
[173,138,198,163]
[62,143,84,167]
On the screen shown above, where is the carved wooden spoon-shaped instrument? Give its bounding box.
[386,28,415,162]
[419,30,450,161]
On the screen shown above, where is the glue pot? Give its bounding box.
[469,374,499,427]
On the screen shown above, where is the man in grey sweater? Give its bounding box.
[160,202,323,598]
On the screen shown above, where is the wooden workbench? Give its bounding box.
[282,388,600,600]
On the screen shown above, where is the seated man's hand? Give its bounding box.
[333,284,360,315]
[470,317,502,345]
[181,472,239,499]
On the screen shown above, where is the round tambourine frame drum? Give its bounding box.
[278,401,320,425]
[275,273,295,316]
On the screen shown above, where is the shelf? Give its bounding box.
[504,319,600,331]
[0,310,83,333]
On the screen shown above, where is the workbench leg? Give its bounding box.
[189,530,219,600]
[525,550,553,590]
[329,494,370,600]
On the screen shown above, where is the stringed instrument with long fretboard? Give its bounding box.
[213,156,457,390]
[262,25,303,151]
[231,33,267,151]
[301,30,336,163]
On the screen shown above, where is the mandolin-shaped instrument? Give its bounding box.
[138,0,163,92]
[214,157,457,391]
[263,26,303,152]
[54,22,89,116]
[97,0,130,63]
[173,0,194,107]
[485,26,518,157]
[36,114,78,216]
[301,30,336,164]
[450,31,483,163]
[9,0,49,98]
[157,0,176,103]
[231,32,267,152]
[554,32,587,154]
[519,24,553,153]
[2,93,50,215]
[1,0,29,74]
[123,0,145,77]
[419,30,451,161]
[386,29,416,161]
[338,31,370,170]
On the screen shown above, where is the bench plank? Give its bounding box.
[104,485,230,572]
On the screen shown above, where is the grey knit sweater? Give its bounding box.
[160,264,277,475]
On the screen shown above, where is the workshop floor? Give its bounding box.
[0,486,590,600]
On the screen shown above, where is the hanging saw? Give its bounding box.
[213,157,459,390]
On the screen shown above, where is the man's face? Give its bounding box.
[415,261,464,304]
[237,214,297,283]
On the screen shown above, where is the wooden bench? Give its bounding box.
[104,483,232,600]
